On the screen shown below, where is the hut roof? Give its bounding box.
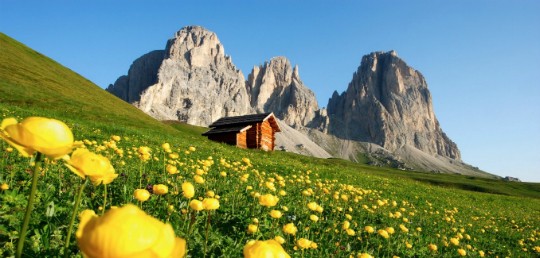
[201,125,252,136]
[207,113,281,132]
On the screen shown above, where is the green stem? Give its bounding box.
[64,178,88,257]
[15,152,43,258]
[187,210,195,234]
[102,184,107,215]
[139,161,143,188]
[204,212,211,258]
[166,194,172,222]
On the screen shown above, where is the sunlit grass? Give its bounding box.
[1,112,539,257]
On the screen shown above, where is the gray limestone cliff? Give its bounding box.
[138,26,251,126]
[106,50,165,103]
[246,57,321,128]
[326,51,460,160]
[108,26,251,126]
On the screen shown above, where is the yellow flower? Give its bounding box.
[310,214,319,222]
[76,205,186,258]
[1,183,8,190]
[161,143,171,150]
[358,253,373,258]
[247,224,258,234]
[134,189,150,202]
[166,164,178,175]
[283,223,298,236]
[428,244,438,252]
[399,224,409,233]
[153,184,168,195]
[296,238,312,249]
[307,202,318,211]
[181,182,195,198]
[457,248,467,256]
[243,240,290,258]
[188,146,196,152]
[202,198,220,210]
[196,168,205,175]
[274,236,285,244]
[346,229,356,236]
[342,221,350,230]
[270,210,283,219]
[65,148,117,185]
[386,227,395,234]
[259,194,279,207]
[378,229,389,239]
[0,117,73,159]
[450,237,460,246]
[189,200,204,211]
[137,146,152,161]
[478,250,485,257]
[206,190,215,198]
[365,226,375,233]
[194,175,205,184]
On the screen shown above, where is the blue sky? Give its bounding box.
[1,1,539,182]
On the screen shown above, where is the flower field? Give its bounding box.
[1,32,539,258]
[0,111,539,257]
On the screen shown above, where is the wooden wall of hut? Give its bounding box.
[246,126,259,149]
[236,130,248,149]
[260,120,274,151]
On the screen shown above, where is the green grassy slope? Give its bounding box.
[1,32,539,257]
[0,32,176,136]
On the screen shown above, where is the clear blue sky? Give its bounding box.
[1,0,539,182]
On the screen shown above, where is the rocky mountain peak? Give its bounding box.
[165,26,228,69]
[327,50,460,160]
[109,26,251,126]
[106,50,165,103]
[246,56,320,128]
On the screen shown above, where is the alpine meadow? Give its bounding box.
[1,29,540,258]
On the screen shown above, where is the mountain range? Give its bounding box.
[107,26,493,178]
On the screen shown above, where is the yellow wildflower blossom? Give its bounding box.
[76,205,186,258]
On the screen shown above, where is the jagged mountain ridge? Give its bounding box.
[106,26,330,158]
[327,51,460,160]
[106,26,490,177]
[140,27,253,126]
[107,50,165,103]
[246,56,320,128]
[126,26,251,126]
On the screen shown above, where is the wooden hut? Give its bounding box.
[202,113,281,151]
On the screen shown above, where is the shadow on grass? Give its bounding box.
[413,178,509,196]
